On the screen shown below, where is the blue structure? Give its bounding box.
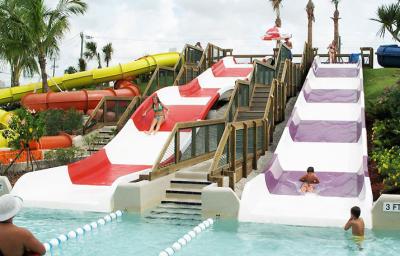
[377,45,400,68]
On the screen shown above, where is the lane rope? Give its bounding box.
[43,210,124,252]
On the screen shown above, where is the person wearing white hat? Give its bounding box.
[0,194,45,256]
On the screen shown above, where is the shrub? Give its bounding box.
[42,109,83,136]
[370,84,400,120]
[372,119,400,150]
[1,108,45,150]
[372,146,400,190]
[44,147,85,167]
[42,109,64,136]
[63,109,83,134]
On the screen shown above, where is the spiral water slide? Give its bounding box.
[12,57,253,212]
[0,53,180,148]
[239,57,373,228]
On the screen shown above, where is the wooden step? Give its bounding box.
[161,198,202,206]
[251,97,268,103]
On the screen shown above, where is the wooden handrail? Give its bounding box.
[116,96,141,131]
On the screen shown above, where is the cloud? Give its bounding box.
[0,0,397,86]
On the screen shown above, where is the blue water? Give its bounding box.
[14,208,400,256]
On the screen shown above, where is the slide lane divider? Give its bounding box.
[43,210,124,253]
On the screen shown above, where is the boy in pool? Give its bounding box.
[299,167,319,193]
[344,206,365,238]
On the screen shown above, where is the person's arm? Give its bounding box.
[344,218,354,231]
[313,176,320,184]
[299,175,307,182]
[22,229,46,255]
[161,103,169,112]
[142,105,151,117]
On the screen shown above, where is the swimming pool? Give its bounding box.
[14,208,400,256]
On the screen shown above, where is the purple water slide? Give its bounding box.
[264,170,364,197]
[303,89,360,103]
[288,120,362,143]
[313,67,360,78]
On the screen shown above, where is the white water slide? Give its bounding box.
[239,57,373,228]
[12,57,253,212]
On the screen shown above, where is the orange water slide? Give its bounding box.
[21,80,139,113]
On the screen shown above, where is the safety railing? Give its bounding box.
[208,43,313,190]
[144,42,314,183]
[82,96,136,134]
[174,43,232,85]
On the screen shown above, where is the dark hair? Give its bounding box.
[307,167,314,173]
[351,206,361,218]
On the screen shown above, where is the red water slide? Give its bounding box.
[21,80,139,113]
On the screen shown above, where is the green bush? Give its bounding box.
[43,109,64,136]
[1,108,45,150]
[44,147,85,167]
[370,84,400,120]
[42,109,83,136]
[372,147,400,189]
[63,109,83,134]
[372,119,400,150]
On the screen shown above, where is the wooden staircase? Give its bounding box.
[87,126,116,154]
[236,84,271,121]
[144,167,212,225]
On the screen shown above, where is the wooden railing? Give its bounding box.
[82,96,136,134]
[83,44,206,134]
[174,43,233,85]
[144,43,304,181]
[208,43,313,190]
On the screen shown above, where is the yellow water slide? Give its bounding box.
[0,52,180,147]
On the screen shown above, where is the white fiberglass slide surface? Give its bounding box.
[12,57,253,212]
[239,58,373,228]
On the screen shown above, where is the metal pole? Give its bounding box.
[80,32,84,59]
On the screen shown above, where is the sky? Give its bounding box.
[0,0,397,86]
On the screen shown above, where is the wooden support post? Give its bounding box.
[230,128,236,173]
[174,131,180,164]
[191,127,196,157]
[242,123,248,178]
[204,125,210,153]
[252,122,257,170]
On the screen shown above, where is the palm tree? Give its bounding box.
[17,0,87,92]
[84,41,102,68]
[331,0,341,52]
[269,0,283,27]
[64,66,77,74]
[306,0,315,47]
[0,0,38,86]
[78,58,86,71]
[102,43,113,67]
[371,2,400,42]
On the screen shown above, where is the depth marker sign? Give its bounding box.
[383,202,400,212]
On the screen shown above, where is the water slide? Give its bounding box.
[12,57,254,212]
[0,53,179,147]
[239,57,373,228]
[0,53,179,104]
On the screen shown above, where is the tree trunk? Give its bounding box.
[38,54,49,92]
[333,9,340,54]
[307,17,313,47]
[10,66,20,87]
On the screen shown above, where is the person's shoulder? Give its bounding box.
[14,226,34,237]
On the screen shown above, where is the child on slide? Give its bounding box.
[142,95,169,135]
[299,167,320,193]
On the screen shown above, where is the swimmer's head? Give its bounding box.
[351,206,361,219]
[307,167,314,173]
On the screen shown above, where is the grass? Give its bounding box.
[363,68,400,101]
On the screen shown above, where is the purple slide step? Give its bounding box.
[264,170,364,197]
[304,89,360,103]
[289,120,361,143]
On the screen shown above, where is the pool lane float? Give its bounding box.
[43,210,124,252]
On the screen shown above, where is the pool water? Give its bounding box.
[14,208,400,256]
